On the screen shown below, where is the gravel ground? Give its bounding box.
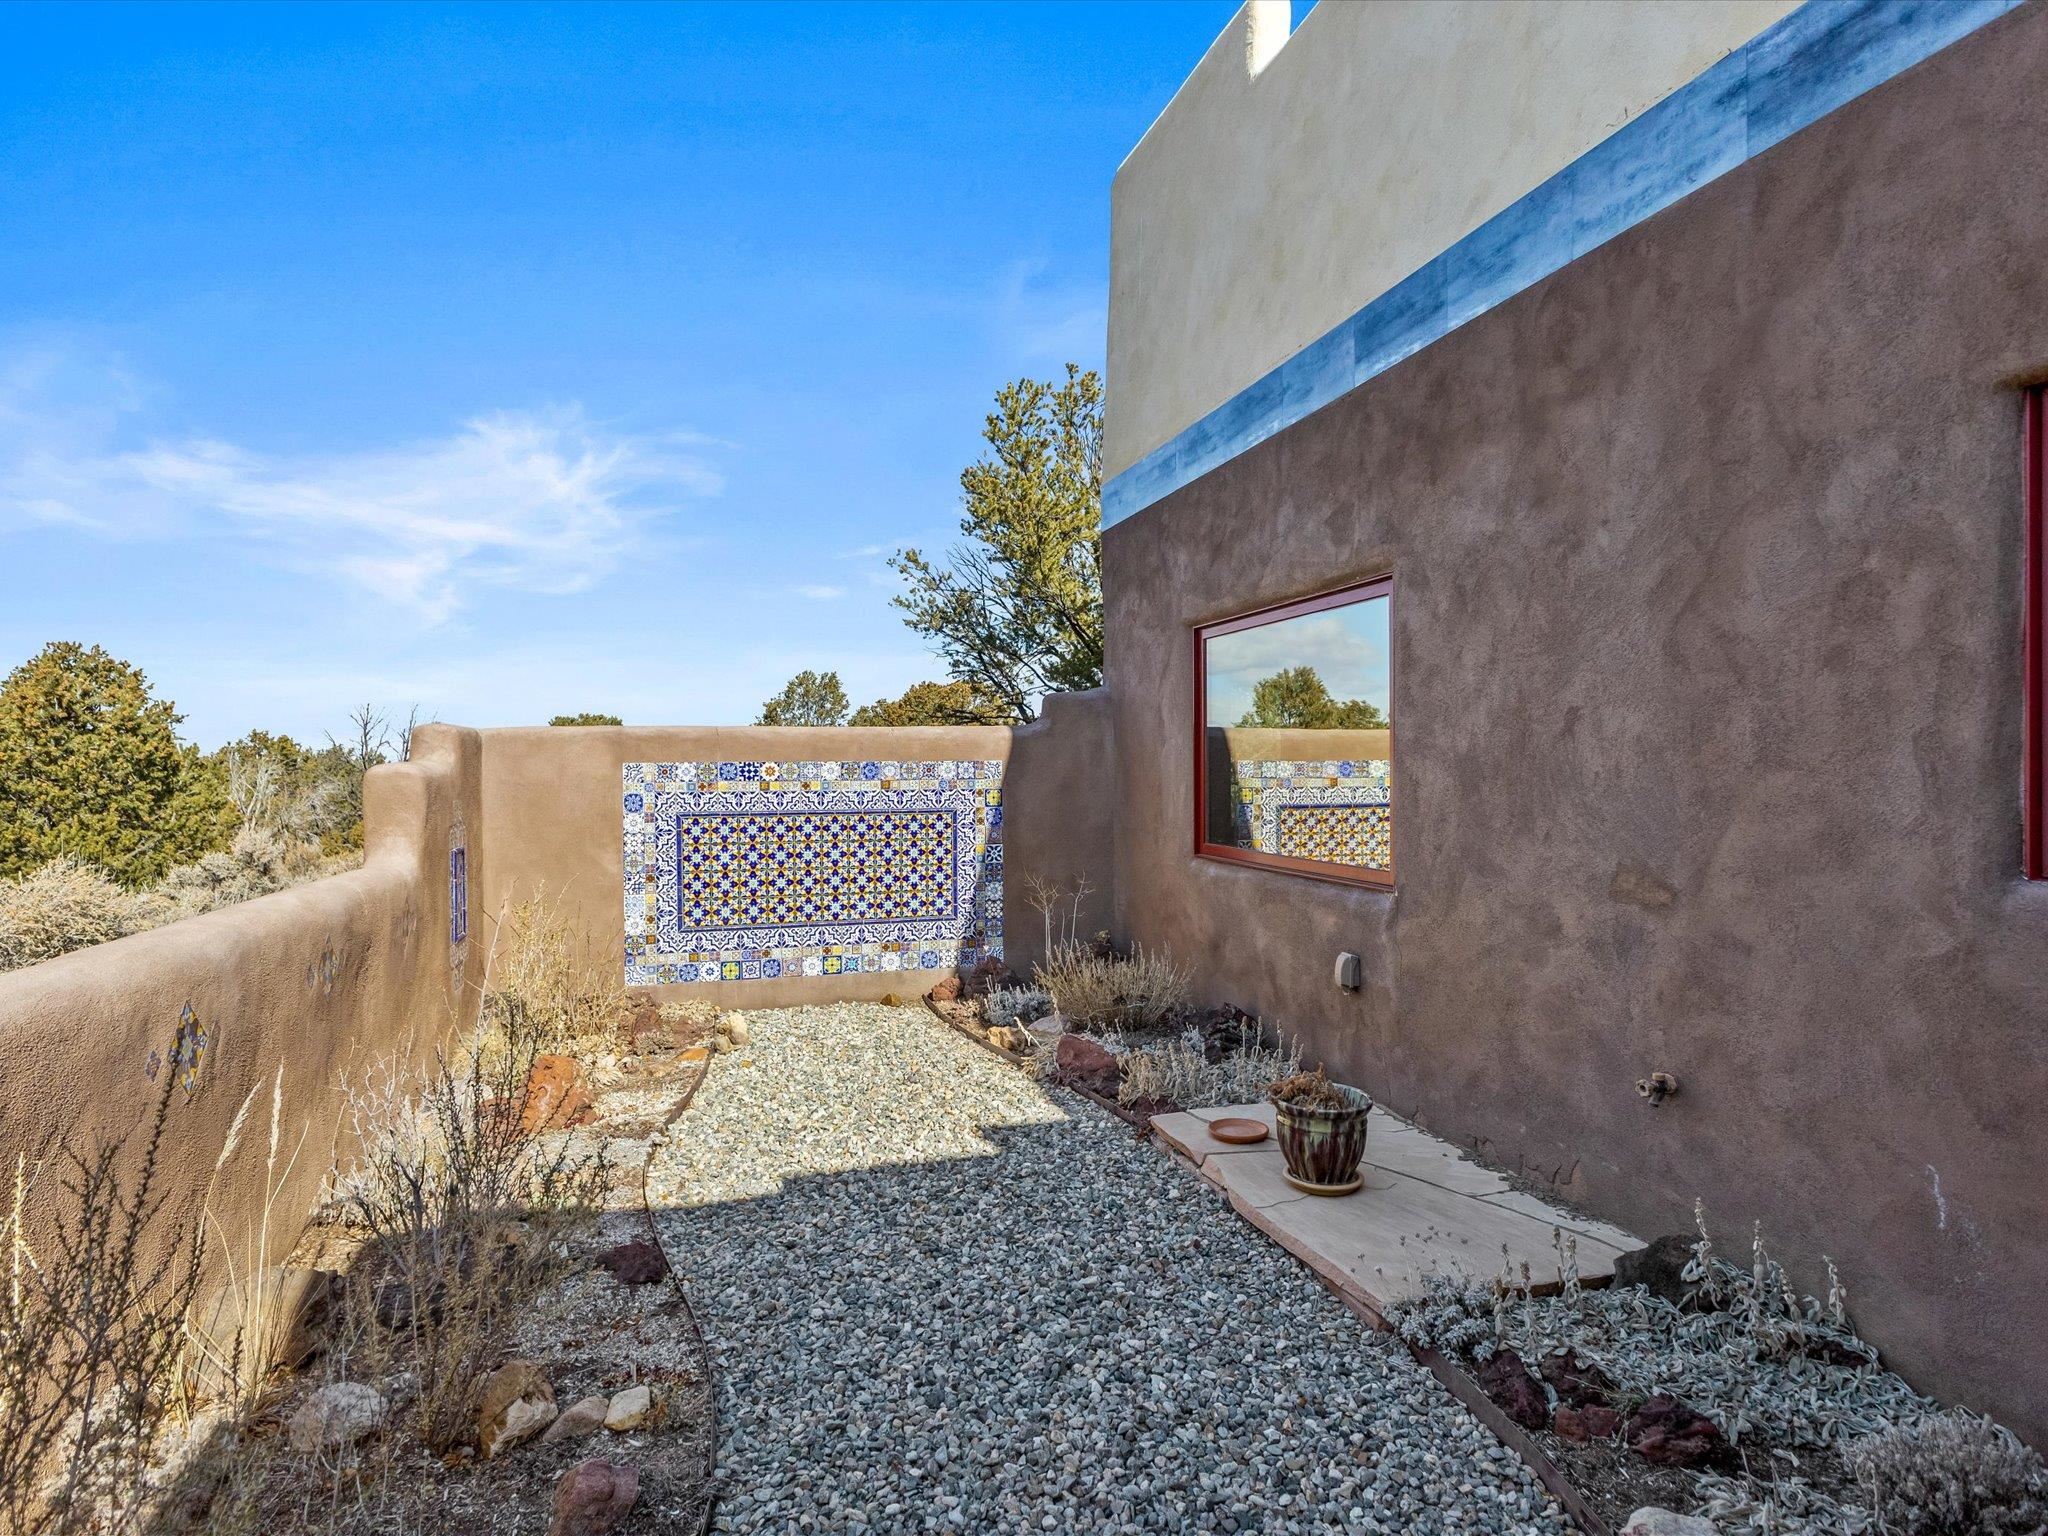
[649,1003,1574,1536]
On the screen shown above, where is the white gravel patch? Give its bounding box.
[650,1003,1572,1536]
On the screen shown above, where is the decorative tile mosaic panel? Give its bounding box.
[449,845,469,946]
[1232,759,1392,870]
[622,759,1003,985]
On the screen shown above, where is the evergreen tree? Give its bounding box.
[0,642,230,884]
[1236,666,1386,730]
[890,365,1103,721]
[756,670,850,726]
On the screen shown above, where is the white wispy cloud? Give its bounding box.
[992,259,1106,366]
[0,347,724,623]
[796,583,846,600]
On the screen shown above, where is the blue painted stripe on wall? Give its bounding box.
[1100,0,2025,531]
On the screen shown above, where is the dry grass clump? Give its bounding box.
[1268,1065,1351,1111]
[1845,1412,2048,1536]
[1117,1035,1302,1109]
[483,889,626,1055]
[0,1061,203,1536]
[1032,942,1189,1035]
[178,1066,311,1422]
[0,857,135,971]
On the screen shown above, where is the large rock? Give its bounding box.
[1626,1394,1729,1467]
[715,1012,749,1047]
[1474,1348,1549,1430]
[289,1382,388,1453]
[1553,1403,1622,1441]
[1051,1034,1121,1098]
[549,1459,640,1536]
[521,1054,596,1134]
[597,1238,670,1286]
[479,1359,558,1458]
[986,1025,1034,1054]
[542,1396,612,1444]
[1613,1234,1700,1307]
[604,1385,655,1431]
[1621,1509,1718,1536]
[926,974,962,1003]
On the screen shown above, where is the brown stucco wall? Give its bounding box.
[0,723,483,1285]
[472,692,1115,1008]
[1103,4,2048,1442]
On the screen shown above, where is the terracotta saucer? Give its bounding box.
[1208,1117,1269,1145]
[1283,1170,1365,1197]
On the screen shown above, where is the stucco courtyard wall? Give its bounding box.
[1102,3,2048,1444]
[471,688,1116,1008]
[0,723,483,1283]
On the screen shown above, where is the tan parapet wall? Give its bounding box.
[1105,0,1799,477]
[0,723,484,1288]
[472,688,1118,1009]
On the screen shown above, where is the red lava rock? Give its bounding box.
[622,991,670,1050]
[1553,1403,1622,1441]
[927,974,962,1003]
[1540,1347,1615,1406]
[1475,1348,1550,1430]
[966,955,1019,998]
[597,1239,670,1286]
[549,1458,639,1536]
[1625,1394,1729,1467]
[1051,1034,1122,1098]
[521,1054,596,1134]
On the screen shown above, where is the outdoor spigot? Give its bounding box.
[1636,1071,1680,1107]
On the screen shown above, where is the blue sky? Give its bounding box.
[0,0,1241,748]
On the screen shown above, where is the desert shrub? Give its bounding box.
[126,828,294,930]
[985,986,1053,1032]
[483,889,625,1056]
[328,1013,608,1453]
[1117,1034,1301,1109]
[0,857,135,971]
[0,1061,203,1536]
[1845,1412,2048,1536]
[0,835,363,978]
[1033,942,1189,1035]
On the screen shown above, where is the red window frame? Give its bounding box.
[2027,387,2046,879]
[1192,575,1395,890]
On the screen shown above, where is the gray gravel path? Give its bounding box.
[649,1003,1572,1536]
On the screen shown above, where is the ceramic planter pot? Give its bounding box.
[1269,1083,1374,1193]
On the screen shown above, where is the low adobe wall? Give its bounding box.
[471,688,1116,1009]
[0,723,483,1280]
[0,691,1116,1275]
[1103,5,2048,1443]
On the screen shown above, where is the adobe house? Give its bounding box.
[1099,0,2048,1442]
[5,0,2046,1476]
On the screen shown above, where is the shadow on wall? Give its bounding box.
[0,724,486,1351]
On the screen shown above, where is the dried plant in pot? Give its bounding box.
[1268,1067,1373,1195]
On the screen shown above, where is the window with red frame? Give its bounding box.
[1194,577,1394,888]
[2027,386,2046,878]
